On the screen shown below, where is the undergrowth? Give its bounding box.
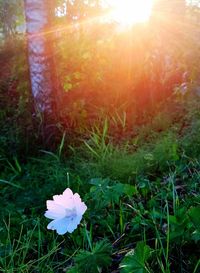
[0,87,200,272]
[0,14,200,271]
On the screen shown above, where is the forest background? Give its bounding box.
[0,1,200,272]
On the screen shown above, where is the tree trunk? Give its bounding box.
[24,0,57,121]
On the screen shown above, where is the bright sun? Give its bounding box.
[108,0,153,26]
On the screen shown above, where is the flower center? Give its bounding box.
[65,207,77,220]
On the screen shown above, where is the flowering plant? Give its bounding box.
[45,188,87,235]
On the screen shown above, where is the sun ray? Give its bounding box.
[107,0,154,26]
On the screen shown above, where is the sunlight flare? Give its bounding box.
[108,0,153,26]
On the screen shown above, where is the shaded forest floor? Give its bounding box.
[0,45,200,273]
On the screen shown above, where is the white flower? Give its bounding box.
[44,188,87,235]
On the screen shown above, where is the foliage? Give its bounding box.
[1,93,200,272]
[0,1,200,273]
[0,0,24,38]
[74,240,112,273]
[119,242,152,273]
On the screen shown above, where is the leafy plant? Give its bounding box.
[119,242,152,273]
[74,240,112,273]
[88,178,136,209]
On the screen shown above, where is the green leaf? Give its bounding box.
[192,230,200,242]
[74,240,112,273]
[89,179,123,207]
[188,207,200,230]
[67,266,80,273]
[120,242,152,273]
[122,184,137,196]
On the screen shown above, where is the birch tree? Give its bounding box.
[24,0,57,121]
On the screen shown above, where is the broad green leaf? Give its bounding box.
[122,184,137,196]
[188,207,200,230]
[120,242,152,273]
[74,240,112,273]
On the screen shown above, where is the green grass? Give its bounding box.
[0,38,200,272]
[0,93,200,272]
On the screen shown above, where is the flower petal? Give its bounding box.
[46,200,66,217]
[44,210,60,220]
[47,218,70,235]
[67,215,83,233]
[74,194,87,215]
[53,194,74,209]
[45,188,87,234]
[63,188,74,198]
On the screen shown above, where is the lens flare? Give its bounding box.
[108,0,153,26]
